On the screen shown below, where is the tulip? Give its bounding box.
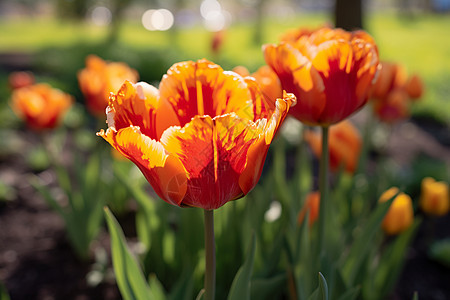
[233,65,283,102]
[304,120,362,173]
[97,59,295,210]
[405,74,424,100]
[420,177,449,216]
[379,187,414,235]
[264,27,379,126]
[11,83,73,130]
[78,55,138,116]
[98,59,295,300]
[372,88,410,123]
[370,61,424,123]
[297,191,320,226]
[8,71,35,90]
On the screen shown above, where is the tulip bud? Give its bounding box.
[420,177,449,216]
[379,187,414,235]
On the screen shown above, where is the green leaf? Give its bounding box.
[373,219,421,298]
[412,291,419,300]
[318,272,329,300]
[342,193,396,285]
[104,207,162,300]
[336,286,360,300]
[227,233,256,300]
[306,273,329,300]
[250,273,286,300]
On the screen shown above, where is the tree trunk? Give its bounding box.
[334,0,364,30]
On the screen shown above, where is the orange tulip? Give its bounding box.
[304,120,362,173]
[8,71,35,90]
[370,61,424,123]
[372,89,410,123]
[232,65,283,102]
[11,83,73,130]
[97,59,296,210]
[264,27,379,126]
[420,177,449,216]
[78,55,138,116]
[405,74,424,100]
[379,187,414,235]
[297,191,320,226]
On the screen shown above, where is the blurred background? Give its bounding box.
[0,0,449,299]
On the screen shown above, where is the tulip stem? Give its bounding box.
[204,209,216,300]
[318,126,329,259]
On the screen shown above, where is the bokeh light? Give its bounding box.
[142,9,174,31]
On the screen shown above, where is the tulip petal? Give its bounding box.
[264,43,326,125]
[239,92,296,194]
[108,81,160,139]
[159,59,255,127]
[98,126,187,206]
[160,113,263,209]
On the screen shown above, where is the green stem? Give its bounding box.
[204,209,216,300]
[317,126,329,257]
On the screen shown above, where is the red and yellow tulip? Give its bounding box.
[264,27,379,126]
[78,55,138,116]
[11,83,73,130]
[304,120,362,173]
[233,65,283,102]
[97,59,296,210]
[420,177,449,216]
[379,187,414,235]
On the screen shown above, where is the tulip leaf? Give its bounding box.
[336,286,360,300]
[250,273,286,300]
[307,273,329,300]
[373,219,421,298]
[342,194,396,285]
[104,207,162,300]
[227,233,256,300]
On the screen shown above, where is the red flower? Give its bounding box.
[264,27,379,126]
[11,83,73,130]
[97,59,296,210]
[233,65,283,102]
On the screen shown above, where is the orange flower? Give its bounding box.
[420,177,449,216]
[304,120,362,173]
[379,187,414,235]
[97,59,296,210]
[8,71,35,90]
[372,89,410,123]
[297,191,320,226]
[405,74,424,100]
[370,62,424,123]
[264,27,379,126]
[232,65,283,102]
[11,83,73,130]
[78,55,138,116]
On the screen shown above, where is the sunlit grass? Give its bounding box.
[0,12,449,123]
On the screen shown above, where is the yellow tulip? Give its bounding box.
[420,177,449,216]
[379,187,414,235]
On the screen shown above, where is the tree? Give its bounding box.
[334,0,363,30]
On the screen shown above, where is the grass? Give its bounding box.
[0,12,449,123]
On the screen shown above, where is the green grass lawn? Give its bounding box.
[0,12,449,123]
